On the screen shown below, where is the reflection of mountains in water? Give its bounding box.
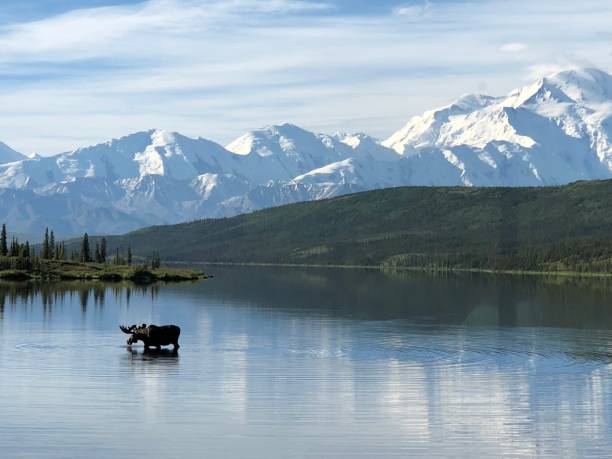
[0,281,159,313]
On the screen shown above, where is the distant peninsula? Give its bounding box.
[0,260,206,283]
[0,226,206,283]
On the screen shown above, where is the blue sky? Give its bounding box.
[0,0,442,21]
[0,0,611,154]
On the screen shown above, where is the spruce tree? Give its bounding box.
[43,228,49,259]
[19,243,27,259]
[95,242,101,263]
[49,231,55,260]
[100,238,107,263]
[151,252,161,269]
[127,245,132,266]
[0,224,7,256]
[80,233,91,263]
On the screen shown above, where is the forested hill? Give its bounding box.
[92,179,612,273]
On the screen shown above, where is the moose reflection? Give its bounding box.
[119,324,181,351]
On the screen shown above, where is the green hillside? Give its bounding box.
[77,180,612,274]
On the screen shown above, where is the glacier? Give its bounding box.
[0,67,611,236]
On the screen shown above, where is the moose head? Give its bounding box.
[119,324,148,345]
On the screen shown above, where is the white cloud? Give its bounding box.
[0,0,610,154]
[526,58,601,81]
[393,1,432,19]
[500,42,528,53]
[0,0,331,62]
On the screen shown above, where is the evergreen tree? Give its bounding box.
[49,231,55,260]
[9,237,18,257]
[18,242,27,259]
[80,233,91,263]
[151,252,161,269]
[127,245,132,266]
[95,242,101,263]
[100,238,107,263]
[0,223,7,256]
[43,228,49,259]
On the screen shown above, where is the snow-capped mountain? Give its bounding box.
[0,67,611,236]
[384,67,612,186]
[0,141,26,164]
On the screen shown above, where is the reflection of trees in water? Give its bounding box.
[79,289,89,311]
[93,286,105,308]
[205,266,612,329]
[0,281,160,319]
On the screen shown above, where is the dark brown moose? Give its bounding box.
[120,324,181,351]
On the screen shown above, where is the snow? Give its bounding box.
[0,141,27,164]
[1,67,612,236]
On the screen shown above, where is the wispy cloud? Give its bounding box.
[0,0,330,61]
[0,0,610,154]
[393,1,432,19]
[500,43,528,53]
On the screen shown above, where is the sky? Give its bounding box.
[0,0,611,155]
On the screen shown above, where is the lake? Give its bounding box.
[1,266,612,458]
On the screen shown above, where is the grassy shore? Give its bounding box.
[0,260,207,283]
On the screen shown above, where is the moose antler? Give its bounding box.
[119,325,135,334]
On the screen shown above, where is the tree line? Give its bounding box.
[0,224,161,270]
[0,223,35,270]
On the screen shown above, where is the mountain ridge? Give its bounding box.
[1,67,611,236]
[73,178,612,274]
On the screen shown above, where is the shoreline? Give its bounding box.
[165,260,612,279]
[0,260,207,283]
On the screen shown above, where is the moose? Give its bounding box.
[119,324,181,351]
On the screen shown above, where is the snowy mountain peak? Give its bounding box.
[387,66,611,149]
[546,67,612,102]
[504,68,612,108]
[504,77,574,107]
[0,66,611,236]
[150,128,177,146]
[226,123,320,157]
[382,92,500,154]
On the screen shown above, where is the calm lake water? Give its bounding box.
[2,267,612,458]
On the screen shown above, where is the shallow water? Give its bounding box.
[1,267,612,458]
